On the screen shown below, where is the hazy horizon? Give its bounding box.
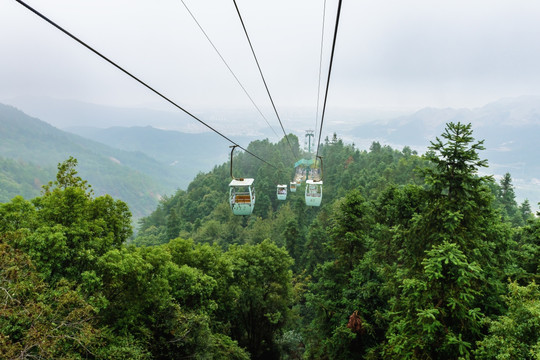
[1,94,539,206]
[3,0,540,132]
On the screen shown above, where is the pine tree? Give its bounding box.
[384,122,512,358]
[498,173,523,226]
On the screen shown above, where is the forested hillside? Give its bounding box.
[1,122,538,359]
[65,125,255,189]
[0,157,55,203]
[0,103,176,218]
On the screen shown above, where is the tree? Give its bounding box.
[512,215,540,281]
[519,199,534,223]
[302,214,332,275]
[383,122,512,358]
[475,281,540,359]
[42,156,93,196]
[384,242,485,359]
[0,195,37,233]
[499,173,516,205]
[303,189,390,360]
[3,158,132,284]
[497,173,524,226]
[0,157,266,359]
[328,190,373,272]
[226,240,293,359]
[95,243,246,359]
[0,235,100,359]
[410,122,509,273]
[422,122,489,203]
[283,218,304,272]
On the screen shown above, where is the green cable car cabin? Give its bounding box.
[229,178,255,215]
[277,184,287,200]
[305,179,323,207]
[290,181,297,192]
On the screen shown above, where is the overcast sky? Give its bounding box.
[3,0,540,121]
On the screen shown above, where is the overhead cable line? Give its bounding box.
[314,0,328,147]
[315,0,343,163]
[232,0,298,159]
[15,0,277,169]
[179,0,279,138]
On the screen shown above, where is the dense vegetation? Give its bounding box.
[0,103,176,218]
[0,157,55,203]
[1,122,539,359]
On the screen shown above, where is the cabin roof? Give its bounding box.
[229,178,255,186]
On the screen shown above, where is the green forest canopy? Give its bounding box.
[1,122,539,359]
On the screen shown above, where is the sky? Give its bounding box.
[3,0,540,125]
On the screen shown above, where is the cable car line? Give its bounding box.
[179,0,279,139]
[232,0,298,159]
[315,0,343,164]
[15,0,278,170]
[314,0,328,149]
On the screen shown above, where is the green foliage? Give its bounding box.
[303,123,520,359]
[1,122,535,359]
[1,158,253,359]
[519,199,534,222]
[422,122,489,202]
[490,172,530,227]
[475,281,540,360]
[378,123,512,358]
[512,216,540,282]
[226,240,294,359]
[275,330,304,360]
[0,235,100,359]
[302,211,332,274]
[0,104,174,219]
[303,190,392,360]
[135,133,425,250]
[43,156,93,195]
[0,156,55,203]
[329,190,373,272]
[384,242,485,359]
[2,158,132,284]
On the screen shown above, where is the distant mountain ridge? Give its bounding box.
[2,95,538,211]
[350,96,540,204]
[4,96,196,131]
[0,103,259,218]
[0,103,175,218]
[63,125,256,183]
[353,96,540,143]
[3,96,279,137]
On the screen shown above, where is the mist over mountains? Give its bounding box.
[1,95,539,216]
[4,96,281,137]
[0,102,255,218]
[347,96,540,204]
[65,125,256,185]
[5,96,199,132]
[0,104,174,218]
[4,95,407,138]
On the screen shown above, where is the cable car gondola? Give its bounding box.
[290,182,297,192]
[228,146,255,215]
[305,180,323,206]
[230,178,256,215]
[277,184,287,200]
[305,156,323,207]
